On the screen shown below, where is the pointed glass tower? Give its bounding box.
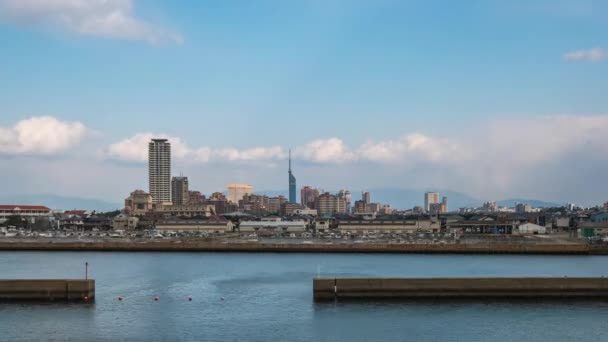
[288,150,297,203]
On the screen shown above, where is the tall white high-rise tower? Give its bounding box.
[149,139,171,204]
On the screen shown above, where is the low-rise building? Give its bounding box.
[155,218,233,233]
[338,219,440,235]
[0,205,51,218]
[156,204,215,218]
[447,219,515,234]
[59,216,85,230]
[516,222,546,235]
[239,220,307,233]
[578,222,608,238]
[112,213,139,230]
[261,216,282,222]
[82,216,112,230]
[293,208,318,216]
[591,212,608,223]
[554,217,571,230]
[314,218,331,233]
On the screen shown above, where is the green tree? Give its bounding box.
[5,215,24,227]
[97,210,121,217]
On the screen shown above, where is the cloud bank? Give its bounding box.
[104,115,608,169]
[0,0,183,45]
[563,48,607,62]
[106,133,285,163]
[2,114,608,205]
[0,116,87,155]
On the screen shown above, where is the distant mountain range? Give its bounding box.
[0,194,121,212]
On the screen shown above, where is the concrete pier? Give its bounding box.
[313,277,608,301]
[0,279,95,302]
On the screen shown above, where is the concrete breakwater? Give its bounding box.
[313,277,608,301]
[1,240,607,254]
[0,279,95,302]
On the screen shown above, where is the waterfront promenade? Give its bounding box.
[1,239,607,254]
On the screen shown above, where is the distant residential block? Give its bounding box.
[424,192,439,212]
[171,176,189,205]
[315,193,347,215]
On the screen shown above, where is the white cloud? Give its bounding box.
[293,138,355,163]
[563,48,607,62]
[106,133,286,163]
[106,133,189,162]
[0,116,87,155]
[214,146,285,161]
[483,115,608,163]
[357,133,465,163]
[107,115,608,168]
[0,0,183,45]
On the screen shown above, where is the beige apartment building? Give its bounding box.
[227,184,254,204]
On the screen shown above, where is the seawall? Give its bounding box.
[1,240,607,254]
[0,279,95,302]
[313,277,608,301]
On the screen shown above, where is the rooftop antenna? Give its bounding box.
[289,149,292,172]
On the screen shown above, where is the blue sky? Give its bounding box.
[1,0,608,207]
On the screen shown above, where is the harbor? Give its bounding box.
[2,251,608,340]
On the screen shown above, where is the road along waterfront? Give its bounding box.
[0,238,606,254]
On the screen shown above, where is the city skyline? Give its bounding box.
[133,138,567,214]
[1,1,608,206]
[3,2,608,340]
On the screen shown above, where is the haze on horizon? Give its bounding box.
[1,0,607,207]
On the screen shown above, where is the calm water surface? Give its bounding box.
[1,252,608,341]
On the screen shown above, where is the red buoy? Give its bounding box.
[83,296,89,302]
[118,296,123,301]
